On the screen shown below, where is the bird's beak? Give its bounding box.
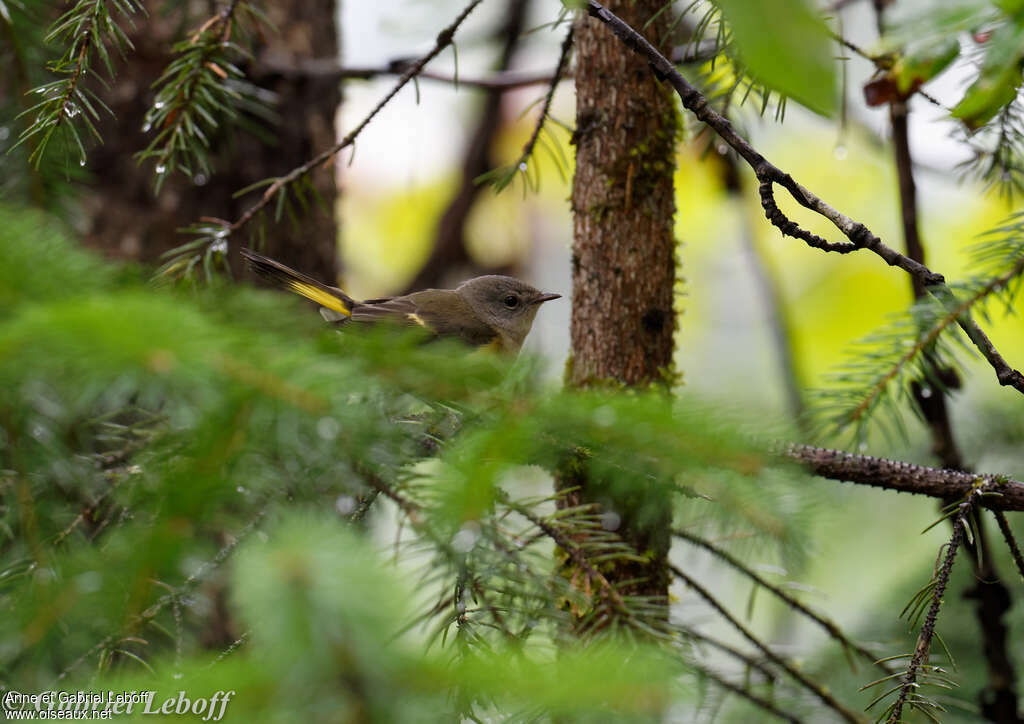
[532,292,561,305]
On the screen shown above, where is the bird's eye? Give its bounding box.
[503,295,519,309]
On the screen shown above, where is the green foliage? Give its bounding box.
[137,2,274,192]
[0,205,843,720]
[881,1,1024,194]
[14,0,143,166]
[712,0,836,116]
[810,212,1024,444]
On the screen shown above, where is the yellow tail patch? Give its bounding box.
[287,281,351,318]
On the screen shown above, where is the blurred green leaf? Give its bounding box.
[952,19,1024,129]
[715,0,836,115]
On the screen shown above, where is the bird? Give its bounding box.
[240,249,561,354]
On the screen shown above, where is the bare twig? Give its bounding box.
[582,0,1024,396]
[672,565,862,723]
[784,444,1024,510]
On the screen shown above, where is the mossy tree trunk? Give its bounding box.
[560,0,679,627]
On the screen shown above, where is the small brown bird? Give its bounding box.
[241,249,560,354]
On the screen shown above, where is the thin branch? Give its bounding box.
[55,508,266,682]
[674,528,888,673]
[405,0,533,292]
[783,444,1024,511]
[260,56,559,90]
[994,510,1024,581]
[671,564,861,723]
[889,485,984,721]
[582,0,1024,396]
[254,41,715,88]
[228,0,486,234]
[681,626,777,683]
[831,31,947,112]
[506,498,636,626]
[694,664,803,724]
[510,25,574,178]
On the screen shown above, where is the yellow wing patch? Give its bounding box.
[406,312,428,328]
[287,281,351,318]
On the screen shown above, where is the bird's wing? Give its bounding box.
[348,297,427,326]
[241,248,354,320]
[350,293,497,347]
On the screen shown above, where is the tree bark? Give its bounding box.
[559,0,679,626]
[81,0,340,280]
[568,1,678,388]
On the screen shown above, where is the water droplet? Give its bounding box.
[193,172,208,186]
[210,238,228,255]
[451,522,481,553]
[919,386,933,399]
[716,142,729,155]
[142,121,152,133]
[336,496,356,515]
[79,158,86,167]
[155,164,167,175]
[833,144,848,161]
[236,485,248,494]
[593,405,617,428]
[518,161,527,172]
[600,511,621,531]
[317,416,340,440]
[75,571,103,593]
[154,100,166,110]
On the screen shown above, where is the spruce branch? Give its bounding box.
[880,484,987,722]
[673,528,888,674]
[137,0,268,192]
[784,444,1024,511]
[685,627,777,683]
[582,0,1024,398]
[477,24,574,193]
[157,0,486,281]
[55,508,267,682]
[15,0,143,165]
[671,564,862,723]
[229,0,483,234]
[692,663,803,724]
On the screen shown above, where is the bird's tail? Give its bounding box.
[240,248,354,320]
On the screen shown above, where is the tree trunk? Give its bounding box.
[81,0,340,280]
[568,2,678,388]
[559,1,679,625]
